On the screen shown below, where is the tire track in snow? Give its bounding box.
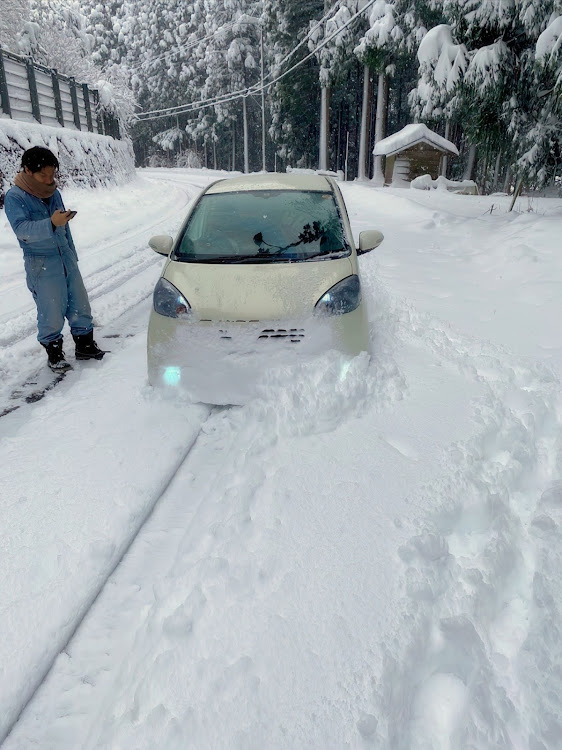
[2,347,402,749]
[367,297,562,749]
[0,400,215,747]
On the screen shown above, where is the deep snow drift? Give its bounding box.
[0,170,561,749]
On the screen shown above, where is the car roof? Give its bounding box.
[205,172,333,194]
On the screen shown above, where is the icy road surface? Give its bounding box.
[1,170,561,750]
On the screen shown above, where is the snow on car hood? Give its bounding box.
[163,255,355,320]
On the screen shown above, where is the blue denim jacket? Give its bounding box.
[4,185,77,259]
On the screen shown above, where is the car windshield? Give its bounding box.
[174,189,350,263]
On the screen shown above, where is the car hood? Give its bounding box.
[163,256,355,320]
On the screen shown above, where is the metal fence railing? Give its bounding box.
[0,47,120,139]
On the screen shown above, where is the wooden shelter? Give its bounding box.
[373,124,459,186]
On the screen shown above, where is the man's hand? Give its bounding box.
[51,209,73,226]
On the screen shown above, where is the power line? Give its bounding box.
[136,4,342,118]
[261,1,344,84]
[256,1,372,92]
[136,0,368,122]
[142,20,238,67]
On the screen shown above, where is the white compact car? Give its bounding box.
[147,172,383,403]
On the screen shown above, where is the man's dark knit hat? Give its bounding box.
[21,147,59,173]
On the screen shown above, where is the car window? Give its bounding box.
[175,189,350,262]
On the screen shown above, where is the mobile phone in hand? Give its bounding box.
[66,210,77,219]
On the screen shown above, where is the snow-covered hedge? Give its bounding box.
[0,118,135,208]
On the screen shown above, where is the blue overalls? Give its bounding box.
[4,185,93,344]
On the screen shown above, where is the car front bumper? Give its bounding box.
[147,304,370,404]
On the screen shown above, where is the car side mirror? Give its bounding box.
[148,235,174,255]
[357,230,384,255]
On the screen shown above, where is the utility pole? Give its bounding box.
[319,86,330,172]
[260,24,266,172]
[318,0,331,172]
[241,15,266,172]
[243,96,249,174]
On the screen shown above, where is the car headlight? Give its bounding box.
[314,275,361,316]
[153,278,191,318]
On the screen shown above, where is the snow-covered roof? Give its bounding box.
[373,124,459,157]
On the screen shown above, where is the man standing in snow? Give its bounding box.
[4,146,105,372]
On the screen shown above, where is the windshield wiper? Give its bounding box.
[304,248,349,260]
[177,246,349,264]
[254,221,329,255]
[198,254,274,264]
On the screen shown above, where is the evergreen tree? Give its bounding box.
[195,2,263,171]
[354,1,443,181]
[355,0,402,182]
[264,0,325,169]
[409,1,523,187]
[513,2,562,186]
[309,2,360,170]
[80,0,125,65]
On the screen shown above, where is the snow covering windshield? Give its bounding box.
[175,190,351,262]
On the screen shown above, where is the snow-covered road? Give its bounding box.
[1,171,561,749]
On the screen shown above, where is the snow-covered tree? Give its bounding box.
[80,0,129,65]
[20,1,95,79]
[354,0,402,182]
[429,0,562,188]
[264,0,325,169]
[410,1,529,187]
[1,0,544,182]
[307,2,359,170]
[196,4,263,172]
[409,23,467,121]
[513,3,562,186]
[354,0,443,182]
[15,1,134,135]
[0,0,31,52]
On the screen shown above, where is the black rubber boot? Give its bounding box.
[43,338,73,372]
[73,330,106,361]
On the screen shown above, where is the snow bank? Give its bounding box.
[0,118,135,204]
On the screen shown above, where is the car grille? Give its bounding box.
[200,320,305,344]
[258,328,304,343]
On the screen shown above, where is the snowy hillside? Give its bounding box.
[0,170,561,749]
